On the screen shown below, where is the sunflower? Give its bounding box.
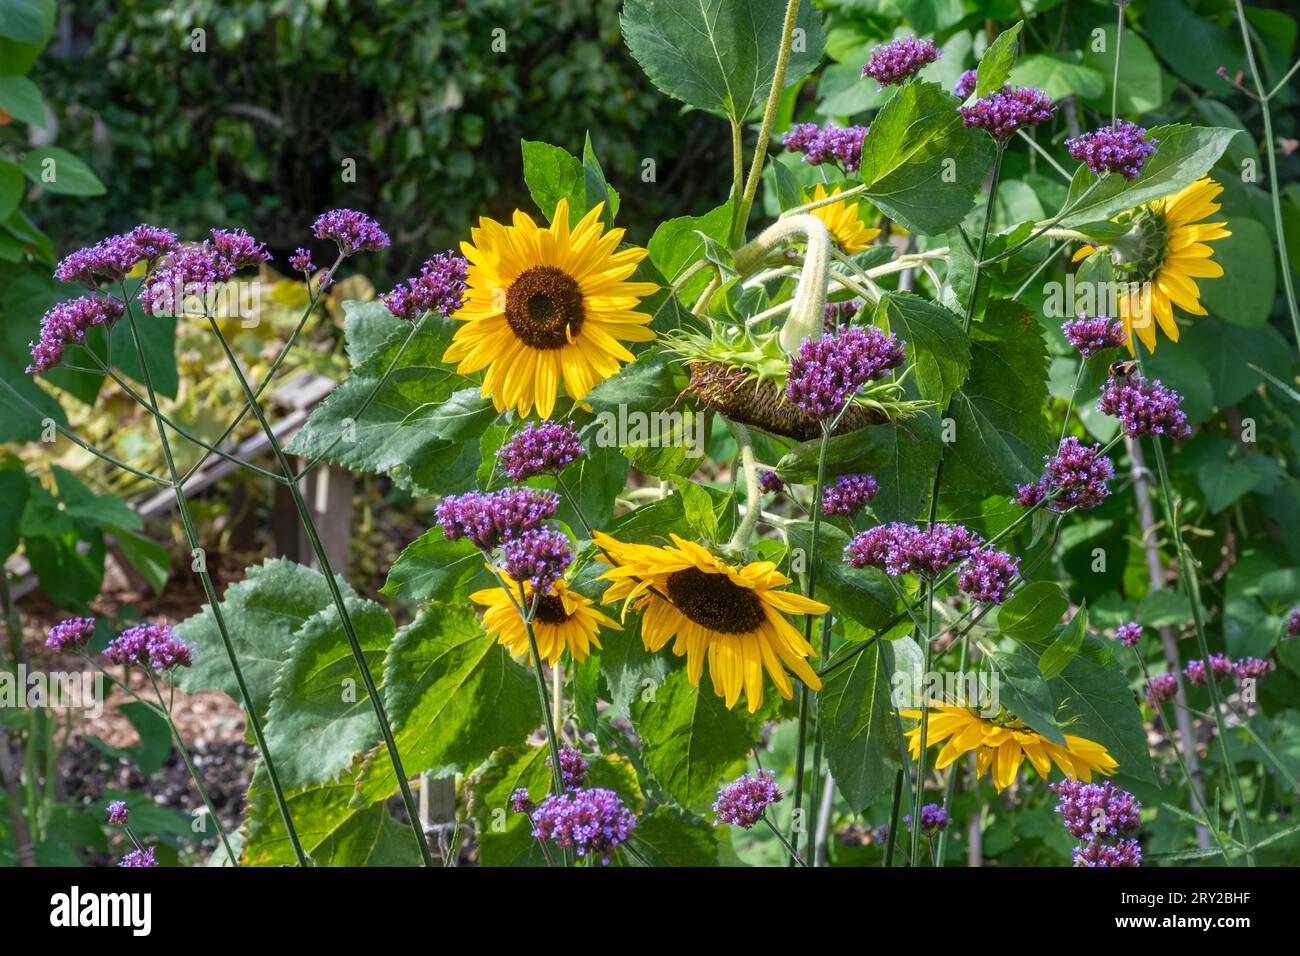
[1072,176,1230,353]
[900,704,1118,793]
[469,573,620,667]
[592,532,829,712]
[806,184,881,254]
[443,199,658,418]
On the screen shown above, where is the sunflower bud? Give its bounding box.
[733,214,831,353]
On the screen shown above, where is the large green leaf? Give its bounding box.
[1021,629,1155,783]
[620,0,825,123]
[631,806,723,865]
[1058,125,1240,228]
[241,769,419,867]
[858,81,996,235]
[380,531,493,605]
[262,597,393,790]
[352,604,538,805]
[19,146,105,196]
[997,581,1068,643]
[631,668,755,807]
[285,311,494,496]
[0,75,45,127]
[521,137,619,227]
[785,520,897,630]
[986,643,1065,745]
[173,559,347,719]
[945,300,1053,495]
[974,21,1022,96]
[821,636,904,812]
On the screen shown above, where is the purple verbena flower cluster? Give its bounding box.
[1146,672,1178,706]
[27,295,125,373]
[824,299,864,328]
[786,325,905,420]
[904,802,951,833]
[1235,657,1270,681]
[861,36,942,88]
[760,470,785,495]
[45,617,96,652]
[959,86,1056,139]
[531,788,636,864]
[210,227,271,270]
[1098,374,1191,438]
[546,746,588,791]
[1062,315,1127,357]
[496,420,583,482]
[289,248,315,274]
[821,473,879,518]
[1284,606,1299,640]
[1065,120,1159,180]
[844,522,983,577]
[1053,778,1143,868]
[137,241,235,316]
[435,487,560,551]
[312,209,390,255]
[1016,437,1114,512]
[119,847,158,868]
[1116,621,1142,648]
[106,801,129,825]
[1051,778,1141,840]
[503,525,573,594]
[956,548,1020,604]
[713,770,783,829]
[1073,837,1142,867]
[1184,653,1234,687]
[54,224,178,286]
[104,623,193,671]
[380,251,469,320]
[509,788,536,815]
[955,68,978,99]
[783,123,869,172]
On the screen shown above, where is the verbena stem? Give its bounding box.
[119,302,306,866]
[203,313,433,866]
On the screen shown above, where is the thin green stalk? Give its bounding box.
[119,304,307,866]
[180,253,345,483]
[1111,1,1125,127]
[910,580,935,867]
[933,631,970,865]
[80,347,289,484]
[0,378,171,487]
[789,420,831,864]
[1060,360,1087,443]
[764,815,807,866]
[1144,425,1255,865]
[1232,0,1300,354]
[883,768,903,867]
[731,0,802,246]
[201,313,432,866]
[144,670,238,863]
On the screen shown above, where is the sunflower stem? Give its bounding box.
[726,420,762,552]
[731,0,802,246]
[519,590,571,868]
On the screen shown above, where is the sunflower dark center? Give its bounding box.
[505,265,585,350]
[665,565,767,634]
[533,593,572,625]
